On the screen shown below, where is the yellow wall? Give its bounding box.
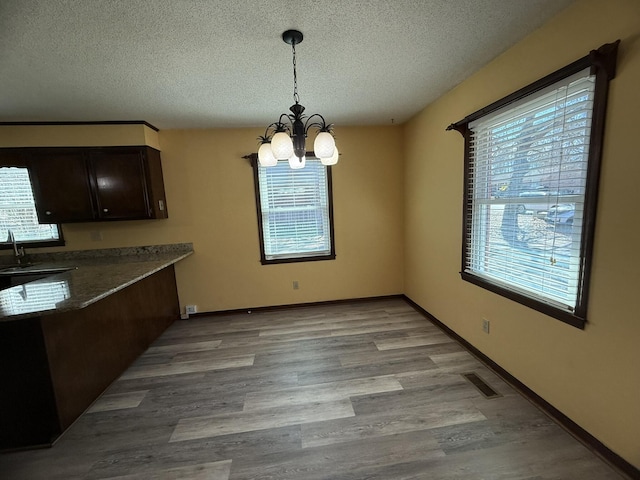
[159,127,404,310]
[403,0,640,468]
[1,125,405,312]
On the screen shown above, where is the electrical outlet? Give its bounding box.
[90,230,103,241]
[293,281,299,290]
[185,305,197,315]
[482,318,490,334]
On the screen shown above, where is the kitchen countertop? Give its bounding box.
[0,243,193,322]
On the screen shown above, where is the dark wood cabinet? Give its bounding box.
[95,146,168,220]
[0,148,26,167]
[28,149,95,223]
[0,265,179,450]
[90,150,148,220]
[18,146,168,223]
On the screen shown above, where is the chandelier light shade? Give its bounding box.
[271,131,294,160]
[313,131,336,159]
[257,142,277,166]
[289,155,306,169]
[257,30,338,169]
[321,147,339,166]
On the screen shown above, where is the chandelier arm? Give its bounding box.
[304,114,331,134]
[278,114,294,132]
[258,125,274,143]
[259,121,289,143]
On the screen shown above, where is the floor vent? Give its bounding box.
[462,372,502,398]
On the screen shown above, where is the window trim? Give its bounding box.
[250,152,336,265]
[447,41,620,329]
[0,151,65,249]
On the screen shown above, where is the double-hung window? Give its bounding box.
[448,41,619,328]
[0,165,63,248]
[252,156,335,264]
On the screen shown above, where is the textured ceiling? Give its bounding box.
[0,0,575,130]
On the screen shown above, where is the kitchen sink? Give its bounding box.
[0,265,76,291]
[0,265,74,277]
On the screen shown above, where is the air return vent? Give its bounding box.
[462,372,501,398]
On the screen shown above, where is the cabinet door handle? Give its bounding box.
[45,211,52,215]
[103,208,109,213]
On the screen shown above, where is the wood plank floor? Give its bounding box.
[0,298,626,479]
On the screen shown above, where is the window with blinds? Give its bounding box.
[467,69,593,311]
[450,41,619,328]
[253,157,335,264]
[0,167,62,246]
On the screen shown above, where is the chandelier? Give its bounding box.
[257,30,338,169]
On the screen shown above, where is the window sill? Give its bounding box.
[261,253,336,265]
[460,271,586,330]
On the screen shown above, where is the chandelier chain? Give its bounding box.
[292,43,300,104]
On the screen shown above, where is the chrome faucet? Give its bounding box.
[6,229,26,265]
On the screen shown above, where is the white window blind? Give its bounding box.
[0,167,61,244]
[257,159,332,261]
[465,68,595,312]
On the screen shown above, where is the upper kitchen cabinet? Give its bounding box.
[27,149,95,223]
[88,147,167,220]
[25,146,168,223]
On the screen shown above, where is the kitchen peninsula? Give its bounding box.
[0,243,193,450]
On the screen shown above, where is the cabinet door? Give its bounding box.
[144,147,169,219]
[27,149,95,223]
[88,149,151,220]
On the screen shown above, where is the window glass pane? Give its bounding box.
[465,69,594,312]
[257,158,333,261]
[0,167,62,244]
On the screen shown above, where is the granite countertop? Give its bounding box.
[0,243,193,322]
